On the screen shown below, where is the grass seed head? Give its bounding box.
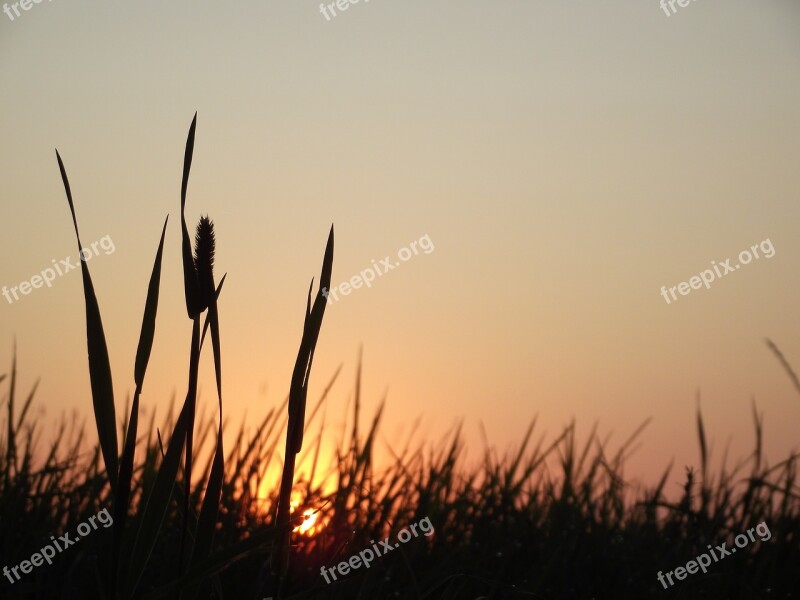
[194,215,216,310]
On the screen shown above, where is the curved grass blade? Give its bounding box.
[134,215,169,389]
[113,215,169,592]
[56,150,119,492]
[766,338,800,396]
[181,114,201,319]
[289,224,334,454]
[15,378,40,432]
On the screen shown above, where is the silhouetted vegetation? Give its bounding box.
[1,116,797,599]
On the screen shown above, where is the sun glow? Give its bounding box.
[289,491,327,537]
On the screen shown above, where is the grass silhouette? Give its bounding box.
[1,347,799,598]
[0,117,798,599]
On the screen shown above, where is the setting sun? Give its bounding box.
[289,492,327,537]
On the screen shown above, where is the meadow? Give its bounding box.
[0,116,797,599]
[2,351,798,599]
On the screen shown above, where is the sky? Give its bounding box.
[1,0,799,493]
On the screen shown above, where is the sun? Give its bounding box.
[289,491,327,537]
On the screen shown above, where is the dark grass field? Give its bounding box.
[1,350,799,599]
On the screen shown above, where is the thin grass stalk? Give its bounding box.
[766,338,800,396]
[112,216,169,596]
[186,243,226,599]
[267,226,333,599]
[4,346,16,487]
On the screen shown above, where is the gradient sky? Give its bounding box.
[1,0,799,492]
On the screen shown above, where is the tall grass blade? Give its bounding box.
[697,393,707,480]
[134,216,169,389]
[180,113,201,319]
[14,378,39,432]
[289,224,334,454]
[5,346,17,484]
[269,225,334,598]
[114,216,169,592]
[56,150,119,492]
